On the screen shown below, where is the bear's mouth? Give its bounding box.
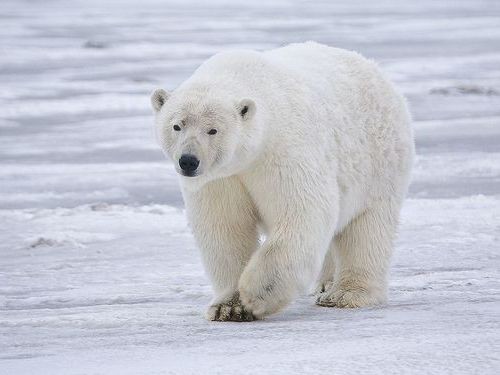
[180,170,198,178]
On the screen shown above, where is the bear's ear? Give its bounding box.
[151,88,170,113]
[237,98,256,121]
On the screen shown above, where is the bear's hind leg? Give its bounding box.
[316,198,400,308]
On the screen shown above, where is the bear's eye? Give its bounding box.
[207,129,217,135]
[173,124,181,131]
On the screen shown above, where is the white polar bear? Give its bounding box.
[151,42,414,321]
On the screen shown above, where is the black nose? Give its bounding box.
[179,154,200,173]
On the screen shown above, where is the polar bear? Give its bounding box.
[151,42,414,321]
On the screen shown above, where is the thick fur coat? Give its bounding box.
[151,42,415,321]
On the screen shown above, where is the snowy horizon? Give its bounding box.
[1,0,499,374]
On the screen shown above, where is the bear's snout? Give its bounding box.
[179,154,200,176]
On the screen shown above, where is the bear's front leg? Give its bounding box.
[183,177,259,321]
[238,215,334,319]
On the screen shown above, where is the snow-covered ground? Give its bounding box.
[1,0,499,374]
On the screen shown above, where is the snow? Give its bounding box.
[1,0,499,374]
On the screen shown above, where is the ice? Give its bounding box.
[1,0,499,374]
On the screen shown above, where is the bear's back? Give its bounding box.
[190,49,270,84]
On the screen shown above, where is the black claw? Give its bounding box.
[242,309,255,322]
[231,307,243,321]
[214,305,222,321]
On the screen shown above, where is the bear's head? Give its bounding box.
[151,85,262,189]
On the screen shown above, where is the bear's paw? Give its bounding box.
[205,292,255,322]
[316,282,385,308]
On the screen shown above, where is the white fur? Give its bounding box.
[151,42,415,321]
